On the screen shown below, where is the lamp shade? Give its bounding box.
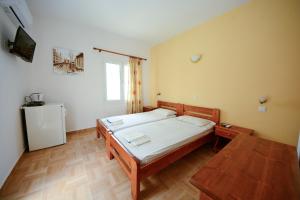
[191,55,201,63]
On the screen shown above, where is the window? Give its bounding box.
[106,63,121,100]
[124,64,130,100]
[105,62,129,101]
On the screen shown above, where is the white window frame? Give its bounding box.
[104,60,127,101]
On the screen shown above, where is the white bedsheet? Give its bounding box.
[114,117,215,164]
[101,111,175,132]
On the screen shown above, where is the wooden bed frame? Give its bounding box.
[106,104,220,200]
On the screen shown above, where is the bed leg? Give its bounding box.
[96,119,101,139]
[106,134,114,160]
[131,161,140,200]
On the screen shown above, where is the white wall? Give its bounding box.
[27,17,151,131]
[0,9,31,188]
[0,10,150,187]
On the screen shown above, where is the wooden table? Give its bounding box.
[190,134,300,200]
[214,125,254,151]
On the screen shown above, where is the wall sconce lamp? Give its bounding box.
[190,54,202,63]
[259,96,268,104]
[258,96,268,112]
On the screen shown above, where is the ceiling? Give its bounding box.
[26,0,248,45]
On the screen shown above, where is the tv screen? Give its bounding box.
[10,26,36,63]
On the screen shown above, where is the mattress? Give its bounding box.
[114,117,215,164]
[101,111,175,132]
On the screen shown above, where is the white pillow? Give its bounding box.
[176,115,214,127]
[151,108,176,117]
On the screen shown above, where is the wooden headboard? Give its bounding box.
[183,104,220,124]
[157,101,183,116]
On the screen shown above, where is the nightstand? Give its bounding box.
[143,106,157,112]
[214,124,254,152]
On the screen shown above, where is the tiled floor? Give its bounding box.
[0,129,214,200]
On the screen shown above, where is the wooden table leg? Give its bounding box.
[213,136,219,153]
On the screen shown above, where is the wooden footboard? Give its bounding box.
[109,134,141,200]
[96,119,112,139]
[141,133,214,178]
[108,132,214,200]
[96,119,113,159]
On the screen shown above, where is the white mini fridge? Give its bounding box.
[23,103,66,151]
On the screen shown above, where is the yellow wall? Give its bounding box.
[149,0,300,146]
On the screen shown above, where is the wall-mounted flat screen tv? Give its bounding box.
[9,26,36,63]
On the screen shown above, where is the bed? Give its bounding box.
[96,101,183,140]
[106,104,220,200]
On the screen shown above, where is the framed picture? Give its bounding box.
[53,47,84,74]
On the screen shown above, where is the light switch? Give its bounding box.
[258,105,267,112]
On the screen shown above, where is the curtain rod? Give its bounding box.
[93,47,147,61]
